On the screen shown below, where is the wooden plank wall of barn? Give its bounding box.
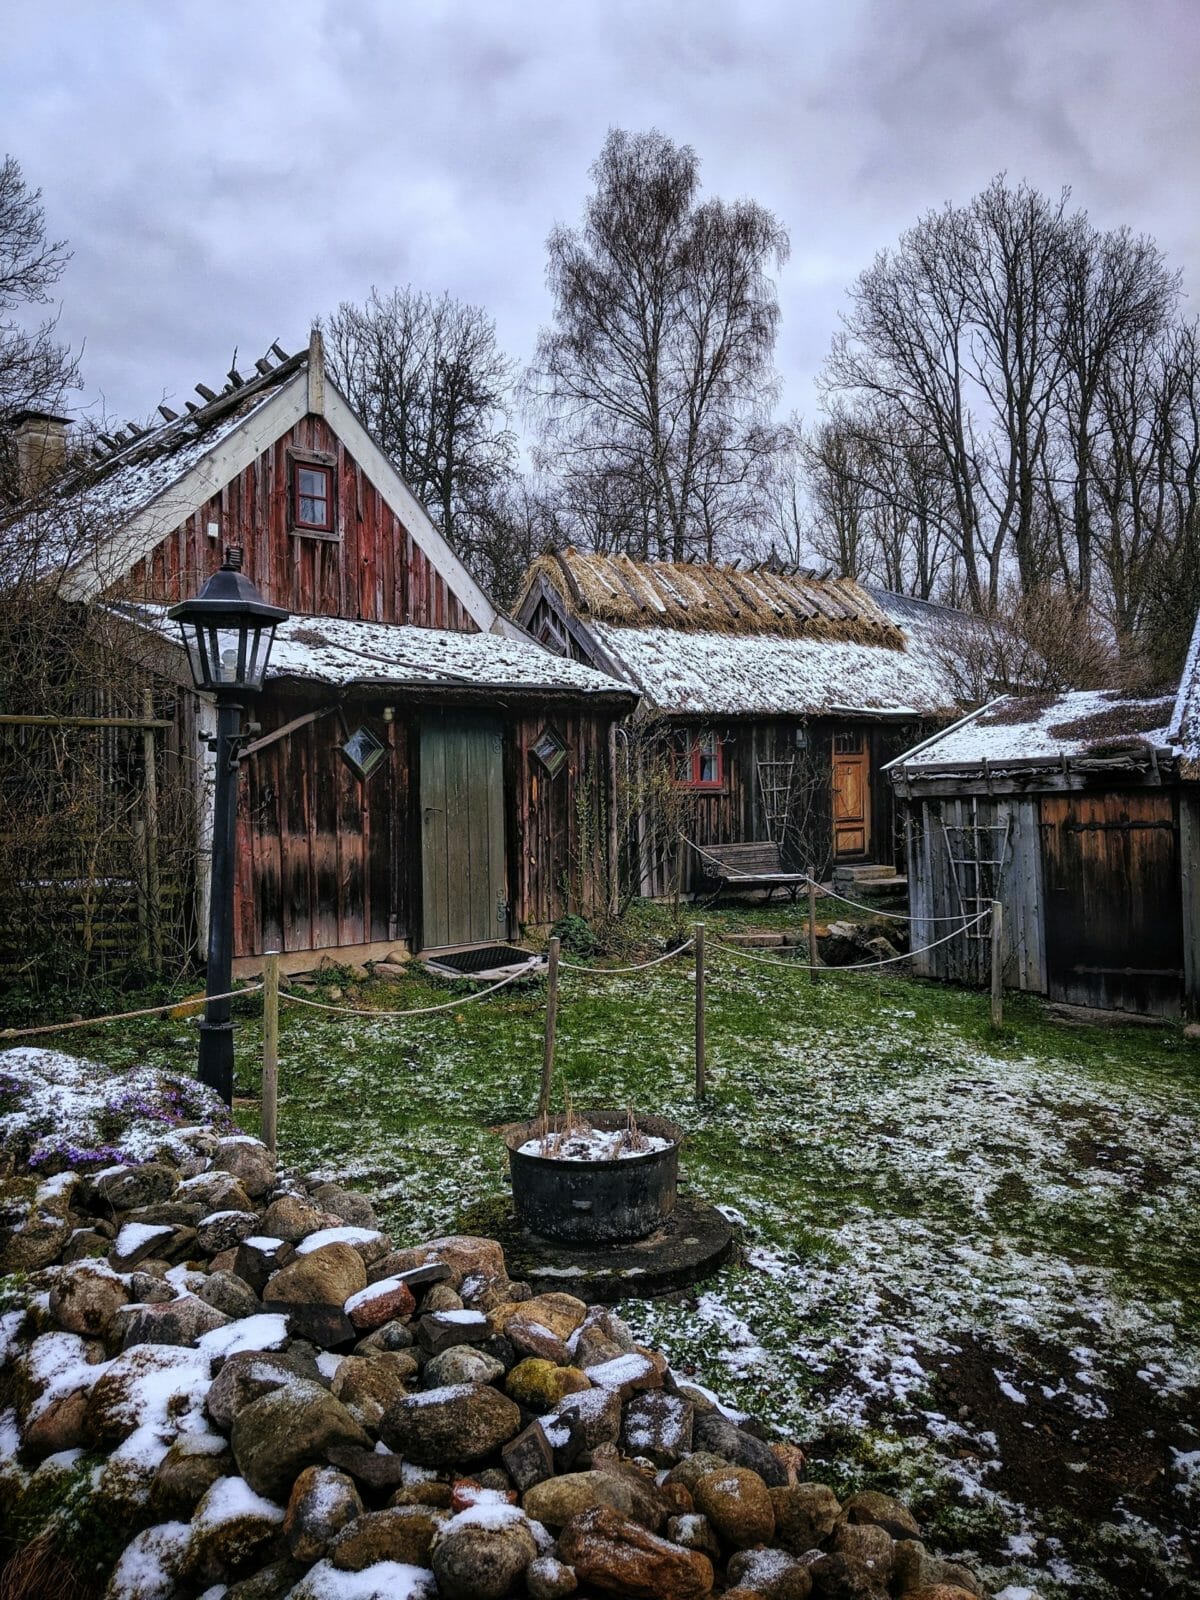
[232,698,615,958]
[514,711,613,928]
[124,415,475,632]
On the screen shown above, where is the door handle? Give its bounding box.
[423,806,442,820]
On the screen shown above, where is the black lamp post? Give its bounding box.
[169,547,288,1105]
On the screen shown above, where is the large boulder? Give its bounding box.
[49,1259,132,1336]
[114,1294,230,1351]
[211,1136,275,1198]
[431,1506,539,1599]
[692,1409,788,1486]
[206,1347,324,1430]
[0,1173,74,1271]
[284,1465,364,1563]
[693,1466,775,1550]
[381,1382,522,1467]
[556,1504,714,1600]
[183,1473,285,1585]
[230,1380,371,1499]
[522,1470,640,1530]
[771,1482,842,1554]
[331,1505,448,1570]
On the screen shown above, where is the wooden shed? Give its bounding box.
[4,334,634,975]
[887,688,1195,1017]
[516,550,973,895]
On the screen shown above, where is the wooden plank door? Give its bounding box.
[832,729,870,859]
[419,714,508,949]
[1039,791,1183,1016]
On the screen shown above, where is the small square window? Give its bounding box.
[291,459,336,535]
[340,725,386,781]
[532,726,567,777]
[672,729,724,789]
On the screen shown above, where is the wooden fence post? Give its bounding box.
[539,937,561,1119]
[694,923,706,1101]
[807,879,821,985]
[141,690,162,974]
[990,900,1004,1030]
[261,952,280,1152]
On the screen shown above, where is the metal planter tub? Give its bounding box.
[504,1111,682,1245]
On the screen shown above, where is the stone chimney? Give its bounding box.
[11,410,70,496]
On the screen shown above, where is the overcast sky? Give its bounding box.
[4,0,1198,442]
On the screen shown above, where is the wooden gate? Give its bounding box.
[1039,791,1183,1016]
[419,714,508,950]
[832,729,870,859]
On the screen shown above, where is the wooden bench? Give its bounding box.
[694,841,808,902]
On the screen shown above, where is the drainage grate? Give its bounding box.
[423,943,544,981]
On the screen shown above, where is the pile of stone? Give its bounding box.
[817,920,908,968]
[1,1119,988,1598]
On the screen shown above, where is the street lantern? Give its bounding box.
[169,547,289,1105]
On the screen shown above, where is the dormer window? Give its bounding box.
[288,450,337,538]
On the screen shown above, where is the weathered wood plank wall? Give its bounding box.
[125,416,475,631]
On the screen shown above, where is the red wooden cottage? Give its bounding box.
[8,333,633,974]
[515,549,972,895]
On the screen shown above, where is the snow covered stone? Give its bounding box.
[286,1559,437,1600]
[103,1519,192,1600]
[196,1313,290,1361]
[344,1273,415,1332]
[619,1389,694,1466]
[204,1348,323,1431]
[211,1136,275,1199]
[183,1473,285,1585]
[284,1463,364,1563]
[196,1210,261,1255]
[380,1383,522,1467]
[230,1379,370,1500]
[111,1221,176,1270]
[295,1226,389,1265]
[114,1294,230,1352]
[49,1259,132,1337]
[430,1502,539,1599]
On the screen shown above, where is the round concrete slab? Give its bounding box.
[494,1195,735,1303]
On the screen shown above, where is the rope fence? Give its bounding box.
[2,894,1005,1154]
[0,984,264,1041]
[713,908,992,972]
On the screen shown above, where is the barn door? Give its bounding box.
[832,729,870,859]
[419,714,508,949]
[1039,791,1183,1016]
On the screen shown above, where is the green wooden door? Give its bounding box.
[419,714,508,949]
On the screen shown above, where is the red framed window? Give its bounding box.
[674,729,724,789]
[291,461,335,534]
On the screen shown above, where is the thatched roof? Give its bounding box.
[521,549,905,650]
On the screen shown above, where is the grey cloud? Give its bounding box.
[2,0,1195,433]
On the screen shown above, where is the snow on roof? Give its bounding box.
[1168,607,1200,778]
[116,604,634,698]
[3,348,303,579]
[588,620,956,717]
[895,689,1177,772]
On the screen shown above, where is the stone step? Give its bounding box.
[836,875,908,898]
[833,861,898,882]
[722,931,787,947]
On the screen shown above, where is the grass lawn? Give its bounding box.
[24,898,1200,1600]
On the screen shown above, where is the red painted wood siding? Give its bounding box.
[126,414,476,632]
